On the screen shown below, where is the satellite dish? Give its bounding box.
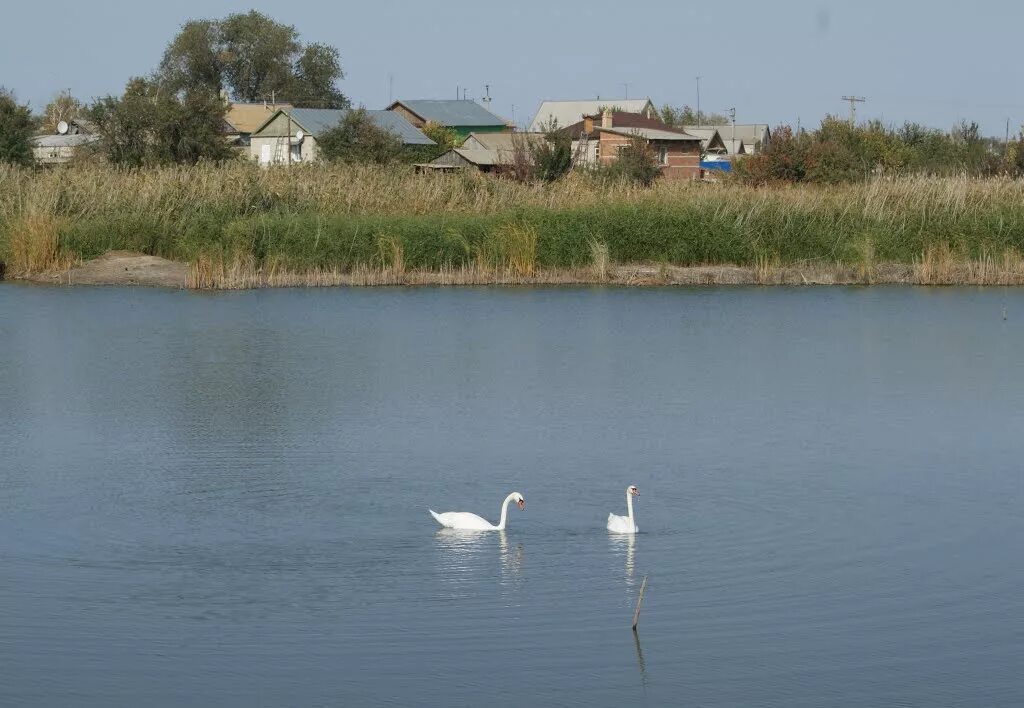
[57,120,69,135]
[294,130,305,141]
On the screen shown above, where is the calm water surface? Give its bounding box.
[1,285,1022,707]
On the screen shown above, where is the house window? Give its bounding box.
[593,144,600,162]
[657,146,669,165]
[290,143,302,163]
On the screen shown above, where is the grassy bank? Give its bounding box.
[4,163,1024,287]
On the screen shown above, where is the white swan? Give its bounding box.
[607,485,639,534]
[429,492,525,531]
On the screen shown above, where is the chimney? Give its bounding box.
[602,108,612,129]
[583,116,594,134]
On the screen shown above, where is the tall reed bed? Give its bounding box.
[4,164,1024,286]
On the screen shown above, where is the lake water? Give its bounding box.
[1,284,1022,707]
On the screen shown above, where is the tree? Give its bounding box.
[158,11,348,108]
[0,89,35,166]
[88,78,234,166]
[529,119,572,182]
[42,91,83,134]
[660,104,729,127]
[403,121,459,164]
[317,108,404,164]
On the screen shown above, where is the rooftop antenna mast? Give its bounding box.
[841,95,866,125]
[483,85,492,106]
[696,76,702,128]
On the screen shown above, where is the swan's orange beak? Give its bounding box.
[517,499,525,510]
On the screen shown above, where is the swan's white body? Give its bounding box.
[430,492,524,531]
[607,485,639,534]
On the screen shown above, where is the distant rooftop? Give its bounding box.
[389,100,507,127]
[530,99,656,132]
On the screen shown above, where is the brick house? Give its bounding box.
[563,111,703,180]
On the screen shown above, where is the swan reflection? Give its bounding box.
[498,530,525,588]
[608,531,637,584]
[432,529,524,592]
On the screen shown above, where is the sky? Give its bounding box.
[3,0,1023,136]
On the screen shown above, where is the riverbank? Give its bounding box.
[11,249,1024,288]
[3,164,1024,287]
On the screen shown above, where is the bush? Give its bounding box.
[0,89,36,167]
[603,135,661,186]
[318,108,405,165]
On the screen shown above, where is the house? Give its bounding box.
[686,124,770,154]
[248,108,434,165]
[418,132,544,174]
[30,119,100,165]
[224,101,293,147]
[386,100,510,139]
[529,98,657,132]
[678,127,728,155]
[564,111,702,180]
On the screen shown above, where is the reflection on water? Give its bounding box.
[498,531,525,590]
[633,629,648,692]
[432,530,524,594]
[608,532,637,585]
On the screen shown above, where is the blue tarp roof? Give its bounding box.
[701,160,732,172]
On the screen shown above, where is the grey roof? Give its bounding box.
[463,132,544,151]
[600,127,702,142]
[686,124,769,146]
[272,108,435,145]
[529,99,656,132]
[391,100,507,127]
[30,134,99,148]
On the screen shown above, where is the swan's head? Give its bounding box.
[512,492,525,510]
[628,485,639,497]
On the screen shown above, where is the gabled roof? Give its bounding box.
[686,124,770,146]
[388,100,508,127]
[463,132,544,151]
[529,99,656,132]
[225,102,293,134]
[563,112,697,140]
[252,108,435,145]
[600,127,701,142]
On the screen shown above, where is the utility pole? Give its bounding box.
[623,83,630,100]
[728,107,736,151]
[696,76,702,128]
[841,95,866,125]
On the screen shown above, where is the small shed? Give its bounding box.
[30,119,99,165]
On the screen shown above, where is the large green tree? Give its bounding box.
[0,89,36,166]
[88,78,234,166]
[158,11,348,108]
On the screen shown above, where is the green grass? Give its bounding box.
[4,163,1024,279]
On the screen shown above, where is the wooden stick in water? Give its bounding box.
[632,575,649,631]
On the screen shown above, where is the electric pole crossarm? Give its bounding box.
[841,95,866,125]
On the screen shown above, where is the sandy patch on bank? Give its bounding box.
[26,251,188,288]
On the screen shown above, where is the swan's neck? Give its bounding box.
[496,494,514,530]
[626,489,635,525]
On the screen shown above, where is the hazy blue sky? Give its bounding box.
[3,0,1023,135]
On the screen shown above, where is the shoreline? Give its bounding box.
[8,251,1024,289]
